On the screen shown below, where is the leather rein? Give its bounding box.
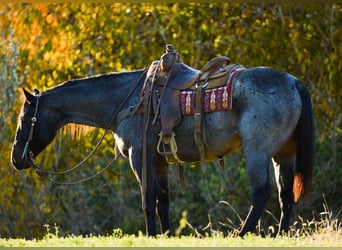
[22,70,147,185]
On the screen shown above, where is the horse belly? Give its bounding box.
[204,111,241,158]
[174,111,240,162]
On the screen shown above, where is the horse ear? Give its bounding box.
[22,88,36,105]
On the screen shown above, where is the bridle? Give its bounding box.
[20,69,147,184]
[21,89,40,170]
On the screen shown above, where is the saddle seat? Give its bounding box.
[166,63,200,89]
[158,56,231,90]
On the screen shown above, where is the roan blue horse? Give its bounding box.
[11,45,314,237]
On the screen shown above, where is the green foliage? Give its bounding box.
[0,3,341,239]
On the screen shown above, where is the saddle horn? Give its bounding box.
[160,44,180,72]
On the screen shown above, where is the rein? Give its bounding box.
[23,70,147,185]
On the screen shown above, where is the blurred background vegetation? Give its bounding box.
[0,3,341,238]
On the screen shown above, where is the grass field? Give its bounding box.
[1,206,341,247]
[1,225,341,247]
[1,232,342,247]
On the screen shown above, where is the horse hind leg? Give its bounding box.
[272,156,295,236]
[239,152,272,237]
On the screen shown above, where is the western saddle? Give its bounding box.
[142,44,237,164]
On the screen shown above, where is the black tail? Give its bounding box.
[293,80,315,202]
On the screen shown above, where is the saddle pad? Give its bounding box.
[179,67,243,115]
[180,86,231,115]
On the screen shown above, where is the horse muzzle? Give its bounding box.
[11,146,32,170]
[11,156,31,170]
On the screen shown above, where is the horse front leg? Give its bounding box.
[239,152,272,237]
[155,156,170,235]
[129,149,157,237]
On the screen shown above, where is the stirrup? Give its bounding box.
[157,132,184,164]
[157,132,178,156]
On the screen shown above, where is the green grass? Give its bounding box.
[1,231,342,247]
[1,203,341,247]
[1,225,341,247]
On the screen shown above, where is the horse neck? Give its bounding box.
[41,71,143,130]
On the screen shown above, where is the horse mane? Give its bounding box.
[62,123,95,140]
[35,69,146,140]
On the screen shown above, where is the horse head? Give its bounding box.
[11,88,59,170]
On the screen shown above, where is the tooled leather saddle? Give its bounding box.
[141,44,243,162]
